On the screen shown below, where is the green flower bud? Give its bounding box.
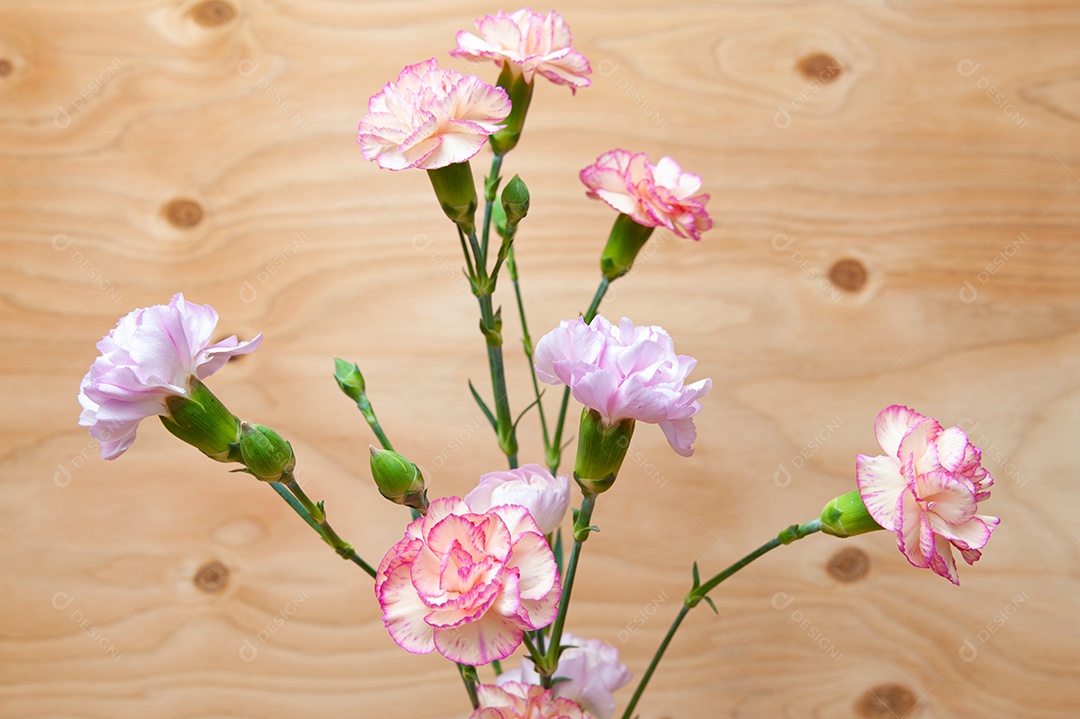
[600,213,656,282]
[489,63,535,156]
[333,358,366,402]
[369,447,429,513]
[238,422,296,482]
[573,409,635,495]
[426,161,478,233]
[819,490,885,538]
[500,175,530,228]
[160,377,241,462]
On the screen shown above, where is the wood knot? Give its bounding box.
[797,53,842,83]
[163,198,204,228]
[856,683,917,718]
[0,59,13,77]
[826,547,870,582]
[829,258,867,292]
[194,560,229,593]
[190,0,237,27]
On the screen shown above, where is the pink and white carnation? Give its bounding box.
[580,150,712,241]
[856,405,1000,584]
[472,682,591,719]
[465,464,571,535]
[452,9,591,92]
[358,58,511,171]
[534,315,711,457]
[497,632,631,719]
[78,293,261,460]
[375,497,561,665]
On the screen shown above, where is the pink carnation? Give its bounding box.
[465,464,571,535]
[358,58,511,171]
[497,632,631,719]
[452,9,591,91]
[534,315,711,457]
[78,293,261,460]
[856,405,1000,584]
[472,682,591,719]
[580,150,712,241]
[375,497,561,665]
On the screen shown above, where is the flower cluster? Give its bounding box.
[78,293,260,460]
[358,58,511,171]
[472,682,591,719]
[856,405,999,584]
[535,315,712,457]
[580,150,712,241]
[374,497,561,665]
[452,9,591,91]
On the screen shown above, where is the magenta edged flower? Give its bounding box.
[375,497,562,666]
[451,9,592,92]
[78,293,261,460]
[472,682,592,719]
[856,405,1000,584]
[497,632,631,719]
[580,150,712,241]
[358,58,511,171]
[534,315,711,457]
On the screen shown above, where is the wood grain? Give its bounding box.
[2,1,1079,717]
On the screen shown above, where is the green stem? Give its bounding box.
[478,290,518,468]
[541,493,597,687]
[619,520,822,719]
[281,477,377,579]
[458,663,480,710]
[508,245,552,457]
[548,276,611,473]
[481,154,505,265]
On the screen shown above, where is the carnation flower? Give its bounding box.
[497,632,631,719]
[358,58,511,171]
[375,497,561,665]
[472,682,591,719]
[534,315,711,457]
[580,150,711,241]
[465,464,571,535]
[78,293,261,460]
[856,405,1000,584]
[452,9,591,91]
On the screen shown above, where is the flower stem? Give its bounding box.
[480,153,505,265]
[279,476,376,579]
[618,520,822,719]
[548,276,611,473]
[458,663,480,710]
[540,492,598,687]
[508,245,552,458]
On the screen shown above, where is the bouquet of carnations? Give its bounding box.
[76,9,999,718]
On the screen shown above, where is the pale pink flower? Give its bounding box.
[580,150,712,241]
[451,9,591,92]
[534,315,711,457]
[375,497,561,665]
[78,293,261,460]
[857,405,1000,584]
[497,632,630,719]
[465,464,571,535]
[358,58,511,171]
[472,682,592,719]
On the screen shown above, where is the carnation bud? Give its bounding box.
[160,377,241,462]
[238,422,296,482]
[369,446,429,512]
[426,161,478,233]
[333,358,366,401]
[600,213,656,282]
[819,490,885,538]
[573,409,635,495]
[500,175,530,228]
[489,62,535,156]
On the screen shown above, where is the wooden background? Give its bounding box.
[2,1,1078,717]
